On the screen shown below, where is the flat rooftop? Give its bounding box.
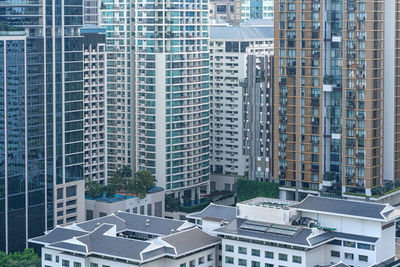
[85,186,164,203]
[290,195,399,221]
[187,203,236,222]
[239,197,298,210]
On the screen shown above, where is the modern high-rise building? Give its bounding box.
[81,25,107,184]
[83,0,100,25]
[99,0,133,177]
[209,0,241,25]
[243,54,273,182]
[240,0,274,23]
[0,0,84,252]
[274,0,399,200]
[209,24,273,177]
[133,0,211,204]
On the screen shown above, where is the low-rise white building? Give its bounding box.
[85,187,165,220]
[215,196,400,267]
[30,212,220,267]
[187,203,237,236]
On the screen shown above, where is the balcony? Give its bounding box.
[356,84,365,90]
[356,114,365,120]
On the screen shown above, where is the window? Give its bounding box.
[62,260,70,267]
[56,256,59,263]
[225,256,234,264]
[57,188,63,200]
[66,216,77,223]
[359,255,368,262]
[251,261,260,267]
[180,264,186,267]
[328,240,342,246]
[292,255,302,263]
[44,254,52,261]
[207,254,213,261]
[198,257,204,264]
[331,250,340,257]
[66,185,77,197]
[251,249,260,256]
[345,253,354,260]
[238,258,247,266]
[90,263,98,267]
[74,263,82,267]
[357,243,372,250]
[66,200,76,206]
[343,241,355,248]
[99,212,107,217]
[265,251,274,259]
[238,246,247,254]
[265,264,273,267]
[225,244,234,252]
[189,260,195,267]
[278,253,288,261]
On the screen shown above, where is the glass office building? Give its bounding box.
[0,0,84,252]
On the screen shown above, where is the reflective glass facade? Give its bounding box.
[0,0,83,252]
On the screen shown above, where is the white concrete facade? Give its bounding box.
[54,179,86,226]
[209,25,273,176]
[85,188,165,219]
[99,0,133,176]
[82,30,107,184]
[41,245,217,267]
[215,196,400,267]
[240,0,274,22]
[133,0,211,203]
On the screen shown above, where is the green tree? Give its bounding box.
[108,167,155,198]
[86,179,103,199]
[103,184,117,198]
[165,194,180,212]
[129,170,155,198]
[0,248,40,267]
[109,166,133,192]
[134,170,155,191]
[236,179,279,202]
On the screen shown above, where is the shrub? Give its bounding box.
[236,179,279,202]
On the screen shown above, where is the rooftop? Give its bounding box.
[187,203,236,223]
[290,195,399,221]
[241,19,274,27]
[30,213,219,263]
[210,25,273,41]
[85,187,164,203]
[239,197,297,210]
[215,218,331,247]
[81,24,106,34]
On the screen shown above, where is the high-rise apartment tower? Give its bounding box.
[99,0,133,177]
[274,0,400,199]
[133,0,211,204]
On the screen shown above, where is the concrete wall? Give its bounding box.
[237,203,294,225]
[210,173,240,191]
[41,245,217,267]
[221,238,307,267]
[54,179,85,226]
[301,211,382,237]
[375,222,396,263]
[85,190,165,220]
